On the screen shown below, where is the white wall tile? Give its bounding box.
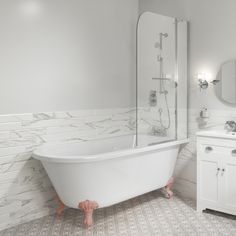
[0,108,134,231]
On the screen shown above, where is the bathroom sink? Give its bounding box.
[197,130,236,139]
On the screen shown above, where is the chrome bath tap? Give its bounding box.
[225,121,236,132]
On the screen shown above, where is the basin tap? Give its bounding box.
[225,121,236,132]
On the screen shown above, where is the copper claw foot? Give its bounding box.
[55,196,65,218]
[78,200,99,228]
[161,177,174,199]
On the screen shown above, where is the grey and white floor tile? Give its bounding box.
[0,191,236,236]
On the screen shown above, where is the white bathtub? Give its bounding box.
[33,135,188,209]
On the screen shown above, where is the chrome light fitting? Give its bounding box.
[198,79,220,90]
[197,73,219,90]
[198,79,209,89]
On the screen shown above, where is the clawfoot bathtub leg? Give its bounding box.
[55,196,65,218]
[161,177,174,199]
[78,200,99,228]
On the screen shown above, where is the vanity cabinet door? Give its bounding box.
[222,156,236,210]
[197,137,236,215]
[199,159,220,203]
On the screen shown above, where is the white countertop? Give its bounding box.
[197,130,236,140]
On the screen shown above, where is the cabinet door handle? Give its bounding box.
[221,168,226,176]
[216,168,220,176]
[205,146,213,152]
[232,150,236,155]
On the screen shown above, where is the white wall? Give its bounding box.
[188,0,236,110]
[140,0,236,110]
[0,0,138,114]
[139,0,236,199]
[139,0,189,19]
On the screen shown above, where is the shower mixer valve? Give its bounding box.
[149,90,157,106]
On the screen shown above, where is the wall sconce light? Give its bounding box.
[211,79,220,85]
[197,73,219,90]
[197,73,210,89]
[198,79,209,89]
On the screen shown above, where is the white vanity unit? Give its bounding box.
[197,130,236,215]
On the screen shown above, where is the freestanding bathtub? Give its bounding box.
[33,135,188,227]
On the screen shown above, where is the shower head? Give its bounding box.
[160,33,168,38]
[155,33,168,49]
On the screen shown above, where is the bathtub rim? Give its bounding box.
[33,138,189,164]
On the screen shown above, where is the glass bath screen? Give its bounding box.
[136,12,187,146]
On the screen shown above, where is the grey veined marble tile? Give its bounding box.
[0,108,135,231]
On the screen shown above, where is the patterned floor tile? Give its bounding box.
[1,191,236,236]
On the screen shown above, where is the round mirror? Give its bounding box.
[215,60,236,105]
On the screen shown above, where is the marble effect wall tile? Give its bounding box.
[1,107,226,231]
[0,108,135,231]
[137,107,176,138]
[173,108,234,200]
